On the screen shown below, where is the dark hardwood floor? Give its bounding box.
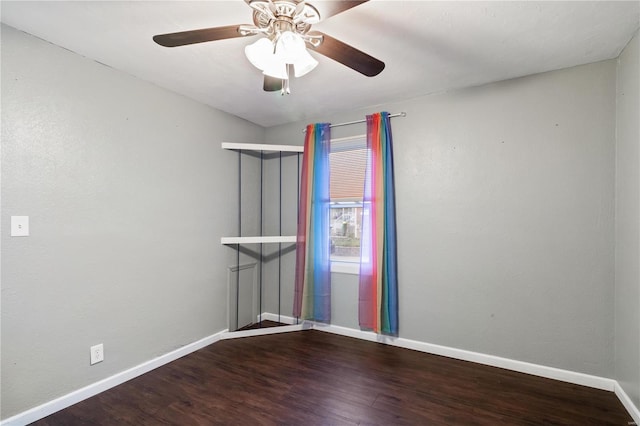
[32,330,632,425]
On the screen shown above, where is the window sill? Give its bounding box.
[331,261,360,275]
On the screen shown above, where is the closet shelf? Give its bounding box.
[221,236,297,245]
[222,142,304,153]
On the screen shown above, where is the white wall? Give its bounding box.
[0,24,263,419]
[265,59,617,378]
[615,30,640,408]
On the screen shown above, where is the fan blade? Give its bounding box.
[312,1,369,21]
[153,25,248,47]
[307,31,384,77]
[263,75,283,92]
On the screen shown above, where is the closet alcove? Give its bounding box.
[221,143,303,332]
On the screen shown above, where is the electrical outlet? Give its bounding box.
[90,343,104,365]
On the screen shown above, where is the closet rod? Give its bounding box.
[302,112,406,133]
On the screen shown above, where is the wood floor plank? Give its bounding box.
[31,330,633,425]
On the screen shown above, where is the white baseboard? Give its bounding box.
[259,312,298,325]
[220,313,308,340]
[311,322,616,391]
[5,317,638,425]
[220,323,310,340]
[615,382,640,425]
[0,329,227,426]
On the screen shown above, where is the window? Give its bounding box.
[330,136,366,272]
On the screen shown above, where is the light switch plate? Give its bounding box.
[11,216,29,237]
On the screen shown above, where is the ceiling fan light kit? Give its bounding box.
[245,30,319,81]
[153,0,385,95]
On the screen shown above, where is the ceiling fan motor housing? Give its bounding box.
[250,0,320,37]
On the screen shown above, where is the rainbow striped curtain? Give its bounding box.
[359,112,399,335]
[293,123,331,322]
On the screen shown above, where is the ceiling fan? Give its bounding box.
[152,0,385,94]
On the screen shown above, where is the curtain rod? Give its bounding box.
[302,112,406,133]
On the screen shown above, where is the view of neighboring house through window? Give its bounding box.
[330,136,366,263]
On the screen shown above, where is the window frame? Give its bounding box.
[329,135,367,275]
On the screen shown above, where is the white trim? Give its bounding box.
[259,312,298,325]
[221,312,313,340]
[221,236,296,245]
[220,313,306,340]
[221,142,304,152]
[615,382,640,425]
[0,330,227,426]
[220,323,309,340]
[310,323,616,391]
[330,134,366,143]
[331,261,360,275]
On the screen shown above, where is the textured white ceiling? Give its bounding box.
[1,1,638,127]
